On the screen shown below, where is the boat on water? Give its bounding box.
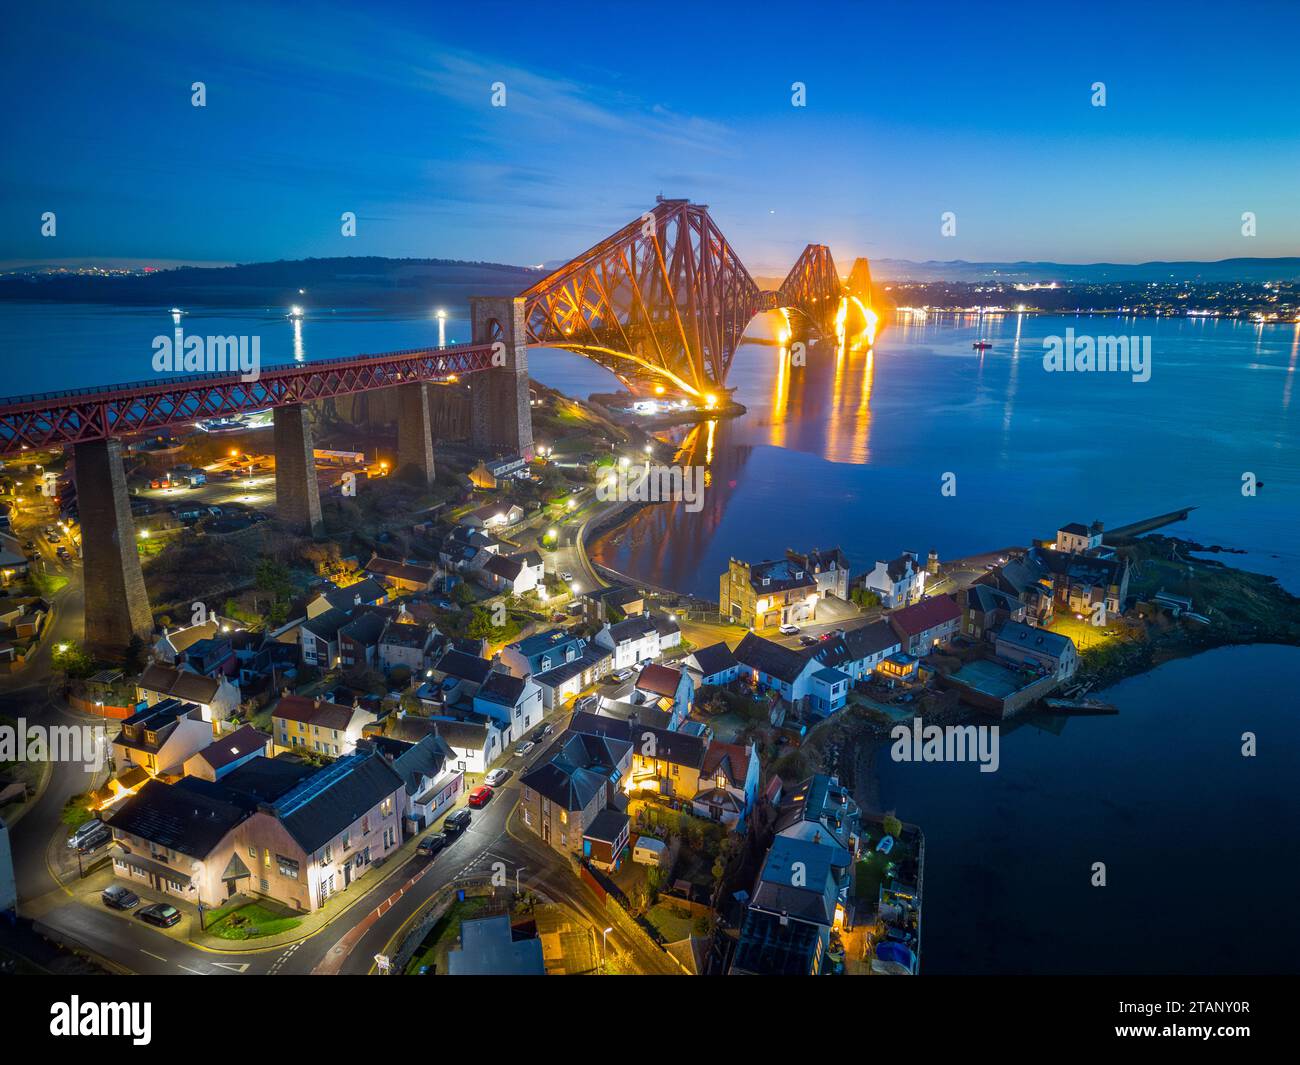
[972,341,993,351]
[1043,697,1118,715]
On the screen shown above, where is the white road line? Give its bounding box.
[177,964,205,975]
[140,949,167,962]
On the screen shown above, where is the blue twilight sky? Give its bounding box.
[2,0,1297,273]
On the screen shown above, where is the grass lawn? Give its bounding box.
[206,901,303,940]
[403,896,493,974]
[854,852,896,903]
[645,903,695,943]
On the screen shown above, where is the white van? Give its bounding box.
[632,836,667,867]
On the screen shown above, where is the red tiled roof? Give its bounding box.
[272,694,357,732]
[636,663,681,698]
[701,740,751,786]
[889,594,961,635]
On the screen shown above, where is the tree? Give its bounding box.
[453,582,476,606]
[882,812,903,838]
[254,558,293,602]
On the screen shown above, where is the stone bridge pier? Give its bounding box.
[75,438,153,656]
[469,296,534,458]
[274,403,324,536]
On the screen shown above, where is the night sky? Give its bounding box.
[3,0,1297,271]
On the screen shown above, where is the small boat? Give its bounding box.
[972,341,993,351]
[287,305,305,320]
[1043,697,1118,715]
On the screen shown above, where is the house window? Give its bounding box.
[263,848,271,868]
[277,855,300,879]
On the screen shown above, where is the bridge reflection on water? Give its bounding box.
[589,310,879,592]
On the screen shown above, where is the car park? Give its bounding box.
[136,903,181,928]
[101,884,140,910]
[484,768,512,787]
[467,785,493,808]
[443,808,472,834]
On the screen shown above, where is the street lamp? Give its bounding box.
[601,925,614,970]
[516,866,526,895]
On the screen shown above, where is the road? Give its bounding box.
[9,699,675,976]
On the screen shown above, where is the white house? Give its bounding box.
[478,550,545,595]
[863,552,926,609]
[473,670,544,741]
[594,614,662,671]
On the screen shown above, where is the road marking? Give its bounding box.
[177,964,205,975]
[212,962,250,972]
[140,949,167,962]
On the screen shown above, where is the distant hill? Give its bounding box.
[0,256,545,309]
[3,254,1297,308]
[865,257,1300,284]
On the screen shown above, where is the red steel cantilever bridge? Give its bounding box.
[0,198,873,455]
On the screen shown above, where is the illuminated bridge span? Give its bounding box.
[0,198,876,655]
[521,197,875,399]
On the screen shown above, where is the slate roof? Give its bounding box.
[302,607,352,641]
[195,725,269,771]
[318,578,387,610]
[271,751,404,854]
[752,833,841,923]
[435,650,494,686]
[568,711,705,770]
[339,611,386,646]
[521,729,630,810]
[389,733,455,796]
[365,555,435,584]
[476,670,528,707]
[690,641,738,678]
[995,620,1075,659]
[483,554,523,581]
[733,631,812,684]
[217,757,316,805]
[533,646,610,688]
[606,615,659,644]
[137,663,222,704]
[584,807,630,844]
[107,778,247,859]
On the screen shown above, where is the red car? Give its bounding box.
[467,785,494,808]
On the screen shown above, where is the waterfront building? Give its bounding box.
[719,557,818,632]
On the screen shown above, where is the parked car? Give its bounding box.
[443,808,472,834]
[101,884,140,910]
[22,539,35,551]
[484,768,512,787]
[560,571,574,582]
[532,722,553,741]
[611,669,632,683]
[136,903,181,928]
[77,826,111,853]
[417,833,449,857]
[467,785,493,808]
[513,740,536,757]
[799,635,817,646]
[779,624,800,635]
[67,819,104,849]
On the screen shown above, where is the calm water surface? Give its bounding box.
[867,644,1300,974]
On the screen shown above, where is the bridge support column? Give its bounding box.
[396,381,436,485]
[469,296,534,458]
[75,438,153,656]
[274,403,323,536]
